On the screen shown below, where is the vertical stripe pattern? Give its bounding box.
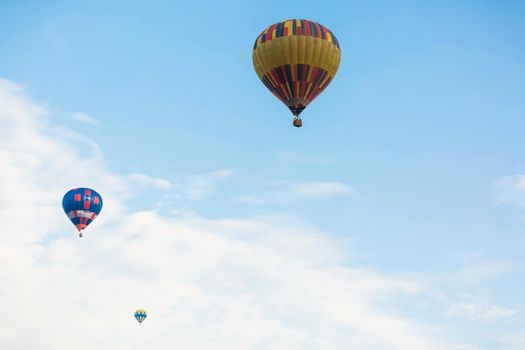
[253,19,340,50]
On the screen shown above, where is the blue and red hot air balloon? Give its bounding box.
[62,188,103,237]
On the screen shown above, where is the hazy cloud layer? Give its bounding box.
[0,78,517,349]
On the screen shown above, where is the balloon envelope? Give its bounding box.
[252,19,341,118]
[62,188,103,234]
[135,309,147,323]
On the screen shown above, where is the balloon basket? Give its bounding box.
[293,118,302,128]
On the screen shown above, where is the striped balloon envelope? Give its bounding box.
[62,188,103,237]
[252,19,341,127]
[134,309,147,324]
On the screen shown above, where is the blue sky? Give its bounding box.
[1,1,525,349]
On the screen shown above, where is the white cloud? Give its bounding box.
[72,112,100,125]
[234,180,353,205]
[0,78,486,350]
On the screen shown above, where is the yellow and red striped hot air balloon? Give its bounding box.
[252,19,341,127]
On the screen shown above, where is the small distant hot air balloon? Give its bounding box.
[135,309,147,325]
[252,19,341,127]
[62,188,103,238]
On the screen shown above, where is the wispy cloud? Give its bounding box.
[0,77,483,350]
[177,169,235,200]
[447,297,518,321]
[128,173,173,189]
[72,112,100,125]
[455,262,511,285]
[498,331,525,350]
[450,253,511,285]
[234,180,353,205]
[493,175,525,207]
[277,151,337,165]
